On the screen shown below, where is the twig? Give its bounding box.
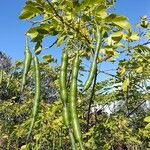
[86,67,98,132]
[98,70,116,77]
[127,99,147,117]
[42,39,58,50]
[142,40,150,45]
[45,0,91,44]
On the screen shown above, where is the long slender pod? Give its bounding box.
[60,50,69,126]
[84,27,102,91]
[0,70,3,86]
[27,55,41,140]
[60,50,76,150]
[70,52,84,150]
[22,36,32,91]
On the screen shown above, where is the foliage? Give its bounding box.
[0,0,150,149]
[0,51,12,73]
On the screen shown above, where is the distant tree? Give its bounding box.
[0,51,12,73]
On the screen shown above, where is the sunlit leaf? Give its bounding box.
[43,55,54,63]
[144,116,150,123]
[122,77,129,92]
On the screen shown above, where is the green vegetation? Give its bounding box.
[0,0,150,149]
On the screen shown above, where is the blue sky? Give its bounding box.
[0,0,150,62]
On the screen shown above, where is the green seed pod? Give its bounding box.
[22,36,32,91]
[27,55,41,140]
[60,50,76,150]
[70,52,84,150]
[60,50,69,126]
[0,70,3,85]
[84,27,102,91]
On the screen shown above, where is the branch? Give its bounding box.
[98,70,116,77]
[127,99,147,117]
[125,88,129,116]
[42,39,58,50]
[30,17,51,26]
[143,40,150,45]
[97,55,112,64]
[86,67,98,132]
[45,0,91,44]
[45,0,64,23]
